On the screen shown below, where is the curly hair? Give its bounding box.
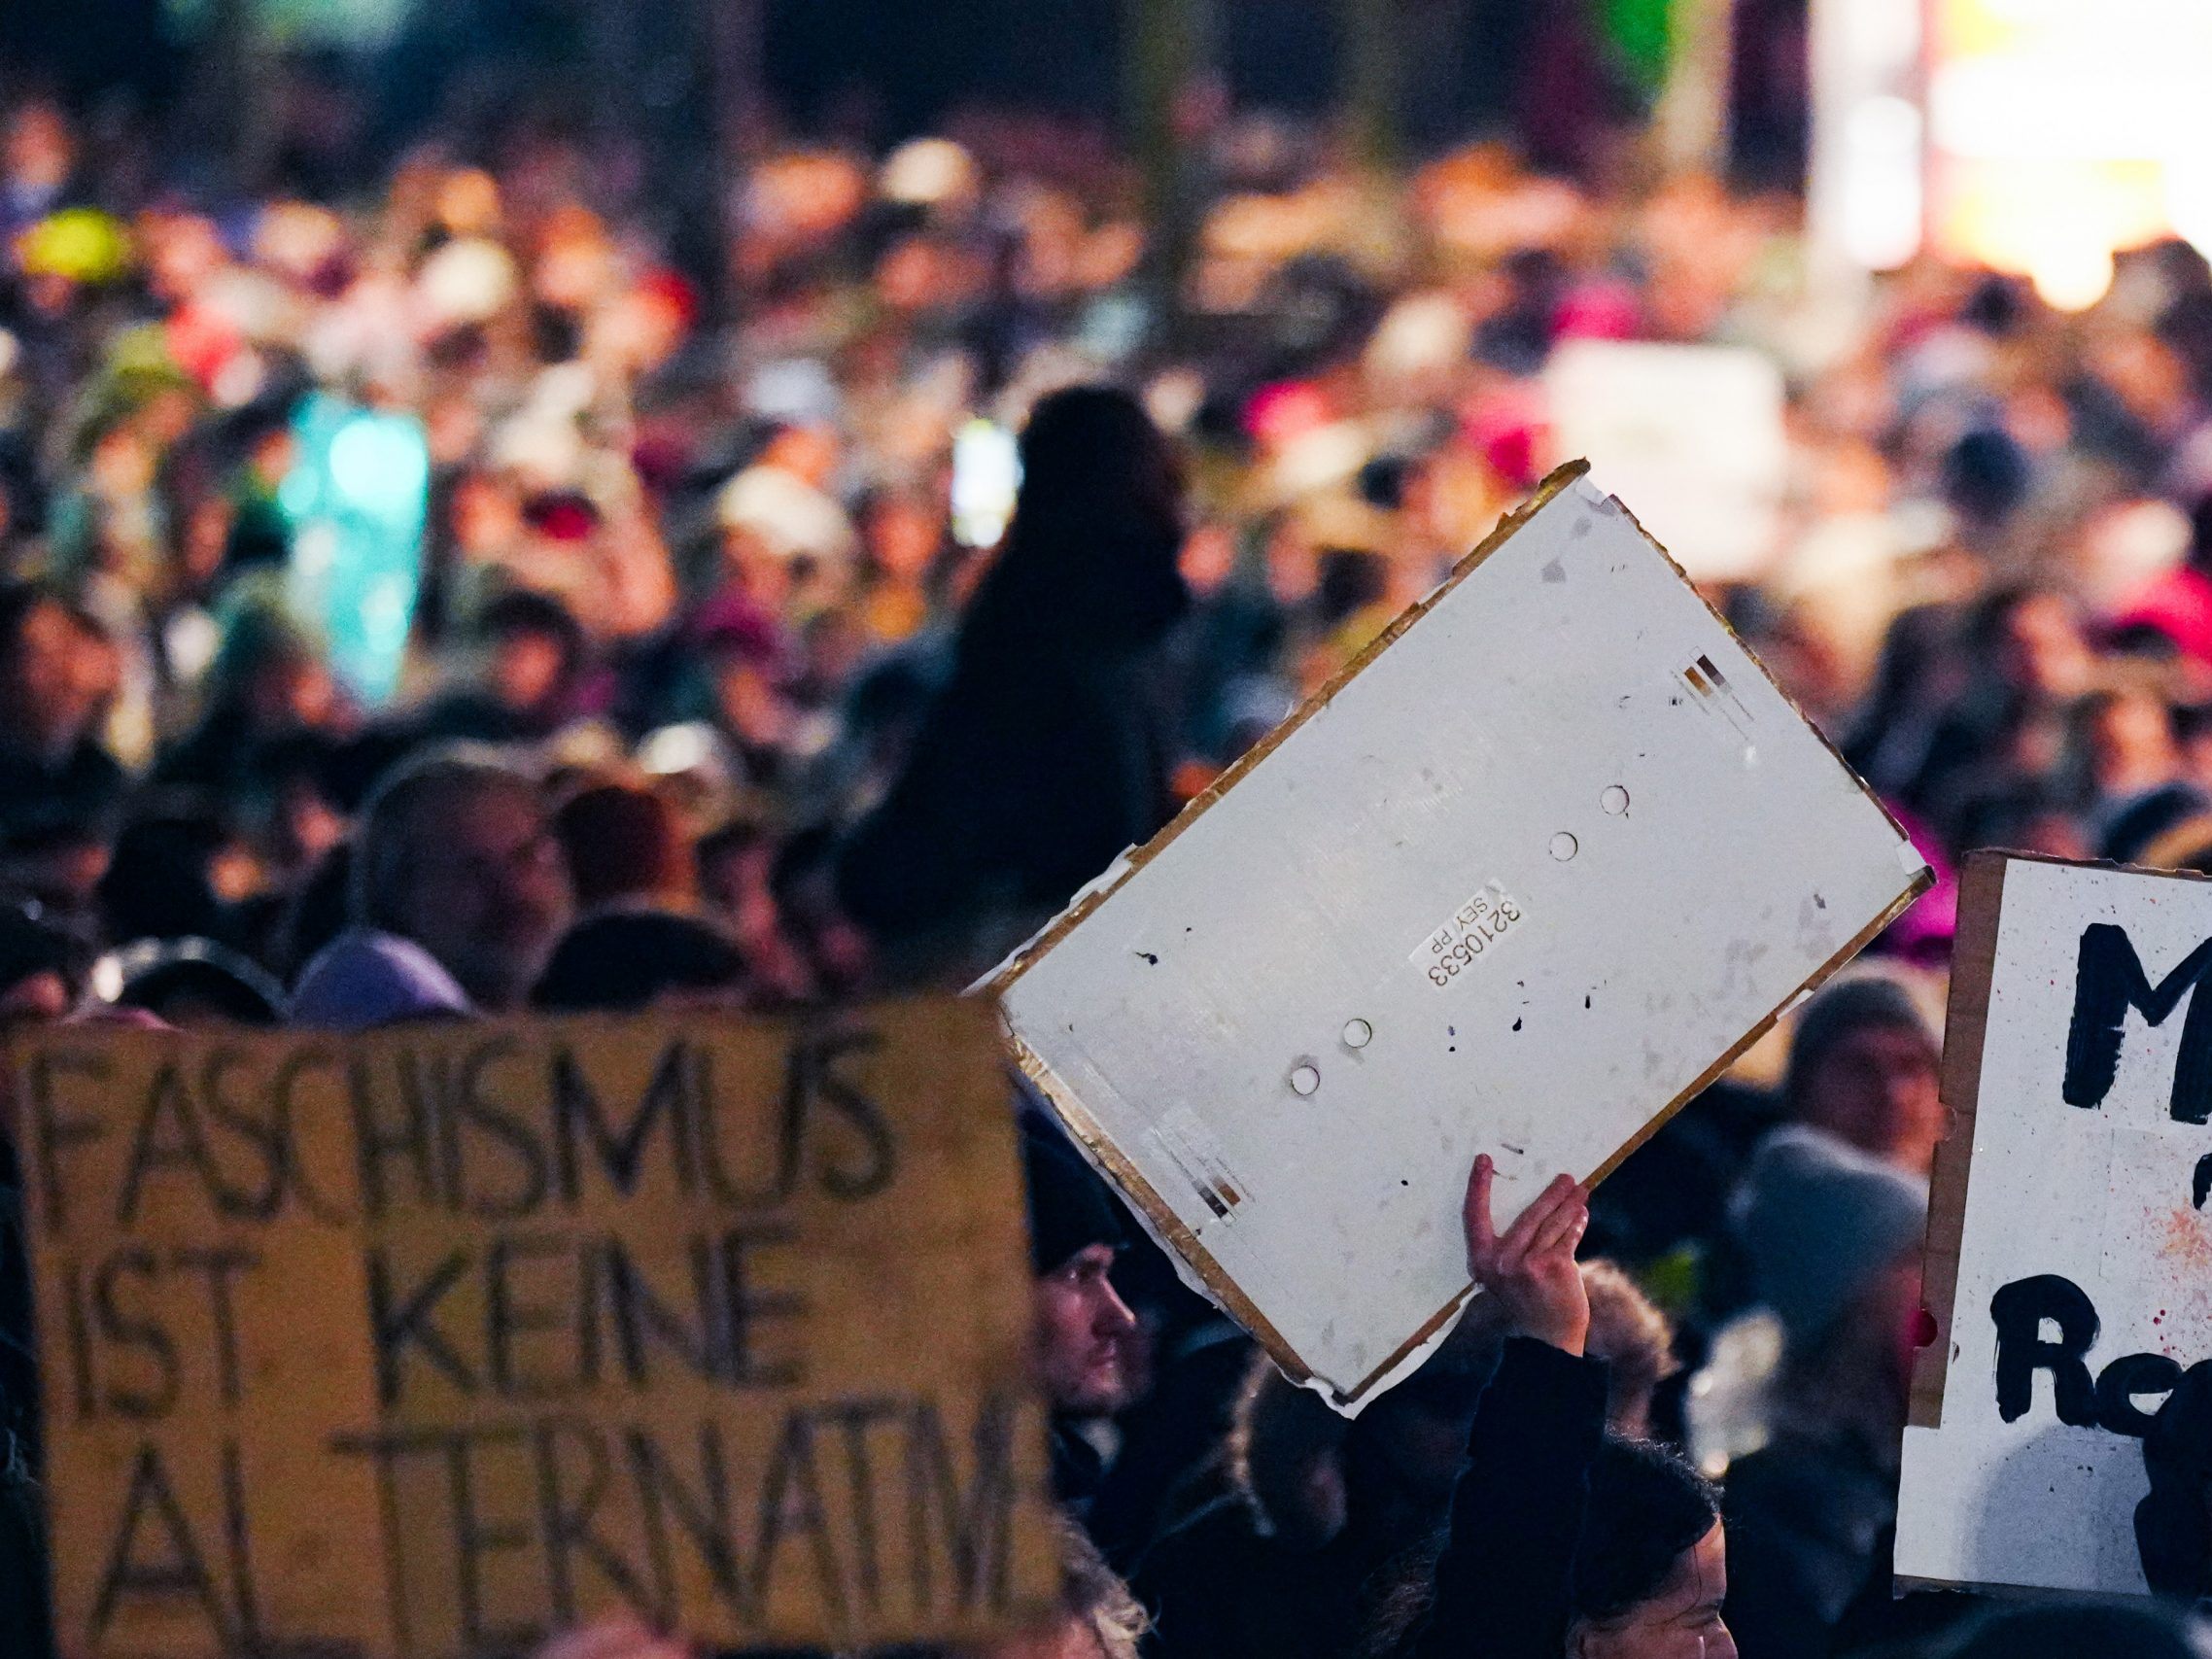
[1355,1434,1718,1658]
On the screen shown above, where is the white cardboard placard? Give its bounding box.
[1543,341,1788,582]
[1899,853,2212,1596]
[988,466,1927,1408]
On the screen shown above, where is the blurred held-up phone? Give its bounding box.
[951,417,1020,548]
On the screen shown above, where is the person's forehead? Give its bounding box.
[1836,1021,1935,1060]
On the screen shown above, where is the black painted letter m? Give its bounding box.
[2064,923,2212,1123]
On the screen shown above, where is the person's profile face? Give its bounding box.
[1031,1244,1139,1417]
[2091,691,2176,776]
[1572,1524,1733,1659]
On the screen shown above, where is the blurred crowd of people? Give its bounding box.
[7,66,2212,1659]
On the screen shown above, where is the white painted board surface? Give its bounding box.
[1898,854,2212,1596]
[1543,342,1788,581]
[992,467,1928,1407]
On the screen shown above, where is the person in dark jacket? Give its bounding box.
[1023,1110,1144,1524]
[0,908,82,1659]
[1709,1126,1942,1659]
[835,385,1191,983]
[1370,1158,1733,1659]
[531,910,749,1013]
[1136,1170,1686,1659]
[153,601,346,802]
[399,589,592,752]
[2138,1359,2212,1608]
[0,581,124,844]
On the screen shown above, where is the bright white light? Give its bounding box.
[2168,150,2212,259]
[1923,0,2212,292]
[328,415,429,512]
[1842,96,1924,270]
[1932,66,2209,159]
[1808,0,1924,275]
[2029,241,2116,312]
[638,722,719,778]
[951,419,1020,548]
[88,954,123,1004]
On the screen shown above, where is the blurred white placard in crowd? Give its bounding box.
[1543,342,1788,582]
[990,466,1927,1410]
[1899,854,2212,1597]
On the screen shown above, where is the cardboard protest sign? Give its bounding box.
[991,464,1928,1409]
[17,1002,1055,1659]
[1897,853,2212,1595]
[1542,341,1788,582]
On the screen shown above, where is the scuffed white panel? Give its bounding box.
[996,473,1926,1406]
[1899,856,2212,1596]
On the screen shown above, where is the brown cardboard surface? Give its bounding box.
[1911,850,2008,1431]
[17,1003,1054,1659]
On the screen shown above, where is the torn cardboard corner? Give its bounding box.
[989,464,1929,1412]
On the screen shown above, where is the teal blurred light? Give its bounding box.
[280,394,429,709]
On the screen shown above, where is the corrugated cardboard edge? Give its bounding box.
[1002,1035,1315,1379]
[1909,851,2008,1432]
[989,460,1931,1407]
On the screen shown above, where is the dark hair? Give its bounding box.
[2138,1360,2212,1599]
[531,911,747,1012]
[2189,494,2212,576]
[96,813,231,945]
[277,843,354,986]
[553,783,690,911]
[0,579,63,666]
[478,589,584,672]
[1571,1436,1721,1624]
[1959,273,2030,337]
[1317,549,1388,628]
[1358,1433,1718,1659]
[202,600,324,719]
[0,903,83,1000]
[1942,426,2031,529]
[1963,582,2064,657]
[956,385,1189,657]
